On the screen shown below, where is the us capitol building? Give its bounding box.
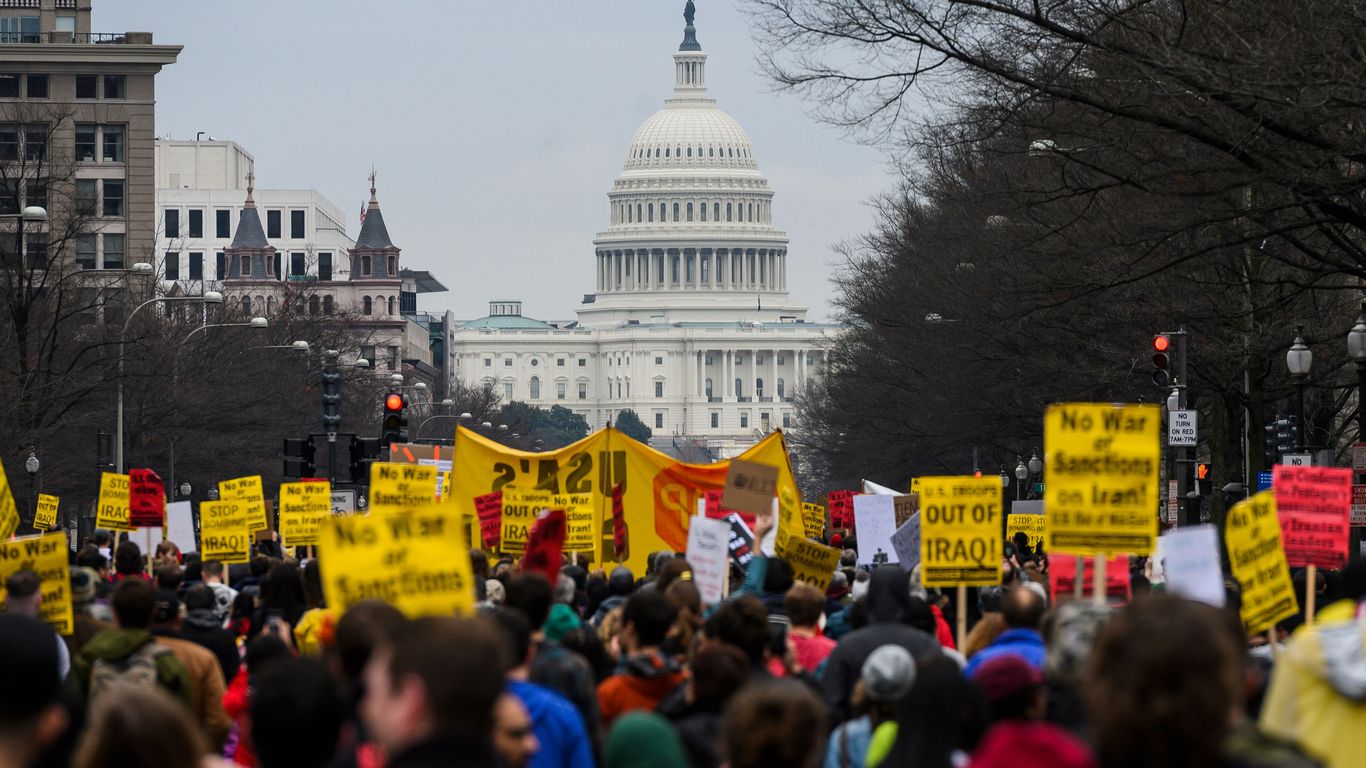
[450,4,836,458]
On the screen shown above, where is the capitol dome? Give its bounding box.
[623,105,759,173]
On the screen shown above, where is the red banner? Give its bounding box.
[612,483,628,562]
[828,490,855,530]
[522,509,566,585]
[705,489,755,528]
[1049,555,1132,603]
[128,469,165,529]
[474,491,502,550]
[1274,465,1351,569]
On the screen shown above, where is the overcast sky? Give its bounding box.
[100,1,892,322]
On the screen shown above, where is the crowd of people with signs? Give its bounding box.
[0,403,1364,768]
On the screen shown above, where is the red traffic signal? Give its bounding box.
[1152,334,1172,387]
[1153,335,1171,353]
[384,393,404,412]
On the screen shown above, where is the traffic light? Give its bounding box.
[282,437,316,479]
[1196,463,1212,496]
[1276,415,1297,458]
[1152,335,1172,387]
[1264,422,1279,466]
[321,364,341,434]
[380,391,408,447]
[349,436,381,485]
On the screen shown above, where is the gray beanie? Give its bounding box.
[861,644,916,702]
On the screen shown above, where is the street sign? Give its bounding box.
[1353,485,1366,527]
[1257,471,1273,492]
[330,489,356,516]
[1168,409,1198,447]
[1281,453,1313,467]
[1167,479,1179,525]
[1355,443,1366,472]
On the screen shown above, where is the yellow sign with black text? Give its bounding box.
[0,458,17,538]
[919,476,1002,588]
[33,494,59,531]
[784,537,842,592]
[279,482,332,546]
[200,500,252,564]
[801,502,825,540]
[218,476,268,532]
[0,533,72,635]
[1006,513,1045,552]
[369,462,439,515]
[1225,491,1298,634]
[96,472,132,531]
[499,488,594,553]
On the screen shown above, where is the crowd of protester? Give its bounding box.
[2,513,1365,768]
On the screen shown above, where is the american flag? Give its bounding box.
[359,203,367,225]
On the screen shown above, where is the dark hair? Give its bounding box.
[155,541,180,559]
[785,583,825,628]
[558,626,615,683]
[622,590,677,648]
[690,644,751,711]
[75,545,107,572]
[484,607,532,670]
[250,555,271,578]
[259,562,307,628]
[470,549,490,582]
[655,557,692,592]
[182,558,202,583]
[721,680,826,768]
[154,564,183,592]
[184,584,216,612]
[93,530,112,546]
[114,541,142,576]
[73,684,205,768]
[1001,586,1046,630]
[762,557,794,594]
[334,599,406,683]
[249,658,347,768]
[112,578,155,629]
[245,635,292,674]
[987,683,1042,723]
[301,560,325,610]
[4,570,40,600]
[380,617,505,738]
[883,655,988,768]
[505,573,553,628]
[201,560,224,578]
[704,596,768,665]
[1341,557,1366,602]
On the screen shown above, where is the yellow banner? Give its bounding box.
[919,476,1003,587]
[1006,513,1045,552]
[500,489,594,553]
[1044,403,1160,556]
[0,458,18,538]
[0,533,73,635]
[318,506,476,617]
[200,500,252,564]
[369,462,439,515]
[1225,490,1298,634]
[450,426,802,574]
[279,482,331,547]
[219,476,268,533]
[34,494,59,530]
[783,537,841,592]
[96,472,132,532]
[801,502,825,540]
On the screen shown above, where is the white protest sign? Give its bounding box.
[166,501,195,552]
[1168,409,1197,447]
[854,494,898,565]
[1160,525,1225,608]
[890,512,920,572]
[686,515,731,606]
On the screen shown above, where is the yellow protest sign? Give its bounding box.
[318,506,476,617]
[0,458,18,538]
[500,488,595,553]
[1044,403,1160,556]
[0,533,73,635]
[801,502,825,540]
[910,477,922,495]
[278,482,331,547]
[437,471,452,501]
[783,537,841,592]
[1225,490,1298,634]
[219,476,268,532]
[369,462,439,515]
[1006,513,1045,552]
[200,500,252,564]
[919,476,1002,588]
[33,494,59,531]
[96,472,132,531]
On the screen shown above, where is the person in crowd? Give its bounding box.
[250,561,308,637]
[1041,600,1110,735]
[487,607,595,768]
[492,694,540,768]
[485,579,507,607]
[700,596,770,673]
[201,560,238,628]
[223,635,293,767]
[1260,558,1366,768]
[92,530,112,562]
[560,625,617,684]
[823,645,915,768]
[66,567,113,656]
[721,680,826,768]
[0,615,70,768]
[178,584,240,685]
[591,566,636,627]
[786,583,837,674]
[329,599,407,768]
[70,579,191,710]
[361,616,506,768]
[961,609,1005,662]
[507,574,601,738]
[75,546,114,601]
[672,643,751,768]
[908,565,956,650]
[155,541,182,569]
[249,657,348,768]
[293,559,331,655]
[598,590,685,726]
[757,558,796,618]
[963,585,1046,675]
[819,565,940,723]
[6,569,70,679]
[112,541,145,582]
[872,654,988,767]
[72,685,209,768]
[154,563,183,593]
[545,575,583,643]
[149,589,231,749]
[663,577,703,661]
[971,654,1045,723]
[603,712,688,768]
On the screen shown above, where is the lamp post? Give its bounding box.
[1015,457,1028,501]
[1286,326,1313,454]
[24,449,38,533]
[415,399,459,441]
[116,292,224,473]
[1348,308,1366,450]
[178,482,191,500]
[1027,450,1042,499]
[5,205,47,269]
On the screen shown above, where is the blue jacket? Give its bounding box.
[507,679,596,768]
[963,628,1046,677]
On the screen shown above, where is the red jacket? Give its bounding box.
[597,652,686,727]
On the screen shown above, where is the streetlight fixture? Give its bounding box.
[1014,457,1029,501]
[24,449,38,532]
[1349,308,1366,448]
[1286,326,1313,453]
[179,482,191,499]
[1027,450,1042,477]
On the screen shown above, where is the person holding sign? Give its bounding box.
[3,570,70,679]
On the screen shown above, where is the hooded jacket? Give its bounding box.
[818,567,941,723]
[1259,599,1366,768]
[70,628,193,709]
[597,650,686,728]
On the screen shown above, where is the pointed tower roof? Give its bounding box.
[230,172,271,249]
[355,170,395,249]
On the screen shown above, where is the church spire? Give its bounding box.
[244,171,256,208]
[368,168,379,209]
[680,1,700,51]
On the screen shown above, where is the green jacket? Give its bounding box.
[70,628,193,710]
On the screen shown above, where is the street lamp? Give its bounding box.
[178,482,191,499]
[1015,457,1028,501]
[1286,326,1313,454]
[251,340,310,352]
[24,449,38,533]
[1349,307,1366,448]
[1028,450,1042,477]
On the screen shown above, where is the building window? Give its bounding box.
[362,296,372,315]
[188,253,203,280]
[215,252,225,280]
[103,75,126,100]
[74,123,96,161]
[75,75,97,99]
[504,382,514,401]
[530,358,539,367]
[290,210,305,239]
[686,202,693,221]
[783,412,792,428]
[483,358,492,367]
[102,125,124,162]
[578,382,587,399]
[777,378,785,399]
[740,412,749,428]
[22,124,44,162]
[756,355,764,365]
[273,252,281,280]
[266,210,281,239]
[240,255,251,276]
[308,295,320,316]
[777,355,785,365]
[711,412,719,429]
[188,209,203,238]
[655,412,665,429]
[504,358,512,367]
[215,209,231,238]
[290,252,306,276]
[807,353,816,365]
[654,381,664,398]
[387,255,396,274]
[756,378,765,398]
[726,203,733,222]
[102,234,124,269]
[361,346,375,366]
[734,378,743,398]
[361,255,371,275]
[25,74,46,99]
[164,209,179,238]
[387,296,395,315]
[73,179,96,216]
[320,295,332,315]
[556,358,565,367]
[164,252,179,280]
[318,253,332,281]
[705,379,713,398]
[655,356,663,365]
[102,180,124,217]
[75,235,96,270]
[578,358,587,367]
[556,382,566,400]
[529,377,541,399]
[673,202,680,221]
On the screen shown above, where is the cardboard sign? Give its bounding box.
[1049,555,1131,603]
[893,495,917,528]
[1006,513,1046,553]
[705,489,755,528]
[1273,465,1351,569]
[919,476,1002,588]
[612,483,629,561]
[725,513,757,568]
[279,481,332,547]
[0,458,17,538]
[853,494,898,566]
[500,489,594,553]
[319,506,475,617]
[783,537,841,592]
[369,462,439,515]
[0,533,73,635]
[800,502,825,540]
[722,458,780,517]
[218,476,268,533]
[889,512,921,573]
[1160,526,1225,608]
[128,469,165,528]
[522,509,566,585]
[686,515,731,605]
[473,491,502,550]
[165,501,195,552]
[1225,490,1298,633]
[199,500,252,564]
[828,490,854,530]
[33,494,59,530]
[1044,403,1160,556]
[96,472,132,532]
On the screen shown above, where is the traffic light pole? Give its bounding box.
[322,350,342,484]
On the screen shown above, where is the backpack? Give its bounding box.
[88,641,172,705]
